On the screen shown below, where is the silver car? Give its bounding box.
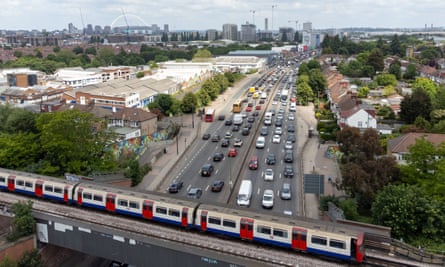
[280,183,292,200]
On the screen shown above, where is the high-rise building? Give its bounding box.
[86,24,94,35]
[241,22,256,42]
[164,24,169,33]
[302,22,312,32]
[264,18,268,31]
[207,29,218,41]
[222,24,238,41]
[278,27,294,42]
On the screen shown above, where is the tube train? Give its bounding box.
[0,168,365,263]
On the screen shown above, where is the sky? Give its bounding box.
[1,0,444,31]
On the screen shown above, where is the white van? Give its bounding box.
[256,136,265,149]
[233,114,243,125]
[237,180,252,207]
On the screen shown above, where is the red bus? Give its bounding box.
[205,108,216,122]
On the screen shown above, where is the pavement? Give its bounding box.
[137,77,344,220]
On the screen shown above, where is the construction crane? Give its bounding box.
[250,10,256,25]
[79,8,85,40]
[121,8,130,44]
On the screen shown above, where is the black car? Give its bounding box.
[284,150,293,163]
[247,117,255,123]
[260,127,268,136]
[245,123,253,129]
[252,111,259,117]
[211,180,225,192]
[225,119,233,126]
[218,114,226,121]
[168,181,184,193]
[211,134,220,142]
[242,127,250,136]
[221,139,230,147]
[200,164,214,177]
[232,125,240,132]
[202,133,210,140]
[188,187,202,199]
[287,125,295,132]
[283,165,294,178]
[213,152,224,162]
[247,102,254,107]
[275,119,283,127]
[266,153,276,165]
[287,133,296,143]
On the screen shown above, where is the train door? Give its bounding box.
[77,188,83,205]
[240,218,254,240]
[291,227,307,251]
[35,180,43,197]
[200,211,207,231]
[63,185,69,202]
[106,194,116,212]
[142,200,153,220]
[7,176,15,191]
[181,208,188,228]
[354,233,365,263]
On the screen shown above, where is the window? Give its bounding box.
[118,199,128,206]
[129,201,139,209]
[156,207,167,214]
[25,182,33,188]
[44,185,53,192]
[357,121,363,128]
[54,187,63,194]
[83,193,92,200]
[16,180,24,186]
[223,220,236,228]
[0,176,5,183]
[208,217,221,225]
[93,195,103,202]
[311,236,327,246]
[273,229,288,238]
[330,239,346,249]
[168,209,180,217]
[257,225,271,235]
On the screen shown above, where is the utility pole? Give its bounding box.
[250,10,256,25]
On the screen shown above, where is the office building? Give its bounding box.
[222,24,238,41]
[241,22,256,42]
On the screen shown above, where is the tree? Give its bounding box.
[296,81,313,105]
[357,86,370,98]
[17,249,45,267]
[412,77,439,99]
[367,49,384,74]
[375,73,397,87]
[180,92,198,113]
[307,59,321,70]
[7,201,34,242]
[390,34,403,56]
[192,49,212,62]
[388,61,401,80]
[152,94,174,115]
[308,69,327,96]
[403,63,417,80]
[123,156,151,186]
[0,256,17,267]
[399,89,432,123]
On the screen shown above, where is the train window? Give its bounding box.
[208,217,221,225]
[273,229,288,238]
[329,239,346,249]
[156,207,167,214]
[0,177,5,183]
[44,185,53,192]
[25,182,33,188]
[118,199,128,206]
[168,209,180,217]
[311,236,327,246]
[222,220,236,228]
[301,232,307,241]
[129,201,139,209]
[54,187,62,194]
[83,193,92,200]
[257,225,271,235]
[93,195,103,202]
[16,180,24,186]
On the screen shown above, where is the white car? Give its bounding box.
[262,189,274,209]
[274,127,283,135]
[233,138,243,147]
[224,131,232,139]
[285,141,294,150]
[272,101,278,105]
[272,134,281,144]
[264,168,274,181]
[288,113,295,121]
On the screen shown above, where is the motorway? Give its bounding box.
[164,66,305,217]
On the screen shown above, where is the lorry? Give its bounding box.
[233,114,243,125]
[237,180,252,207]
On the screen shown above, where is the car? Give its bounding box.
[260,127,268,136]
[218,114,226,121]
[277,113,284,120]
[256,136,265,149]
[262,189,274,209]
[245,123,253,129]
[284,141,294,150]
[283,165,294,178]
[284,150,293,163]
[228,148,237,157]
[168,181,184,193]
[247,92,253,97]
[252,111,259,117]
[232,125,240,132]
[274,127,283,135]
[247,102,254,107]
[241,112,247,118]
[202,133,211,140]
[278,108,285,114]
[213,152,225,161]
[287,125,295,132]
[280,183,292,200]
[248,156,259,170]
[268,109,275,116]
[259,99,265,104]
[241,98,248,103]
[245,106,252,112]
[188,187,202,199]
[255,105,261,110]
[241,127,250,136]
[211,180,225,192]
[266,153,276,165]
[288,113,295,121]
[200,164,214,177]
[211,134,220,142]
[287,133,296,143]
[272,134,281,144]
[225,119,233,126]
[264,169,274,181]
[275,119,282,127]
[272,100,278,105]
[264,118,272,126]
[233,138,243,147]
[281,101,287,106]
[221,139,230,147]
[224,131,233,139]
[247,117,255,123]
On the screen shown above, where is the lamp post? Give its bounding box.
[191,106,195,129]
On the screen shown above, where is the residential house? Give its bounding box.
[387,133,445,164]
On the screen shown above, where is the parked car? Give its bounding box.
[202,133,210,140]
[228,148,238,157]
[211,180,225,192]
[168,181,184,193]
[200,164,214,177]
[188,187,202,199]
[213,152,224,162]
[266,153,276,165]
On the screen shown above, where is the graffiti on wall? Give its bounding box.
[112,129,170,159]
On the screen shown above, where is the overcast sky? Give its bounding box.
[1,0,443,31]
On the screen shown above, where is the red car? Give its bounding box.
[228,148,237,157]
[245,106,252,112]
[256,105,261,110]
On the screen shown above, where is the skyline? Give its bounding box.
[1,0,444,32]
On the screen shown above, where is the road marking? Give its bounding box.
[205,185,210,191]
